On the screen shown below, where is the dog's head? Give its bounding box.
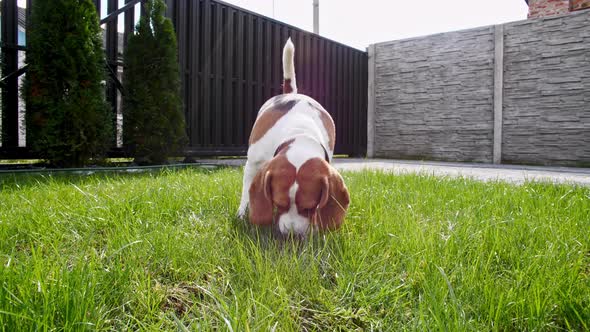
[248,153,350,235]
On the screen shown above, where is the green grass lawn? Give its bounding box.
[0,168,588,331]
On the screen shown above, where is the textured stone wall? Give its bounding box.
[371,10,590,166]
[502,11,590,166]
[373,27,495,163]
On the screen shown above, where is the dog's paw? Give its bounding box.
[236,206,247,219]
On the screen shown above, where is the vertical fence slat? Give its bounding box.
[325,43,332,145]
[344,47,350,151]
[336,46,344,153]
[344,48,351,149]
[350,51,357,154]
[353,52,360,156]
[308,36,315,97]
[224,6,234,145]
[318,38,325,106]
[345,48,351,151]
[305,34,312,96]
[273,24,279,96]
[362,52,368,156]
[341,48,352,146]
[189,0,200,147]
[106,0,118,144]
[244,14,254,141]
[180,0,191,147]
[201,0,211,146]
[213,2,223,145]
[271,23,277,95]
[311,37,318,99]
[175,0,189,145]
[264,21,272,99]
[1,0,19,148]
[235,11,244,144]
[350,50,356,152]
[335,45,341,150]
[255,17,263,117]
[361,52,368,156]
[122,0,135,148]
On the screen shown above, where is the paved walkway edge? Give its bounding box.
[334,159,590,186]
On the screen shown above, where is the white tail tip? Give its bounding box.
[283,38,297,94]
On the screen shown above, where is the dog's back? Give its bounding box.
[247,39,335,163]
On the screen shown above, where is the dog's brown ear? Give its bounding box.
[249,164,274,225]
[318,176,330,209]
[315,169,350,230]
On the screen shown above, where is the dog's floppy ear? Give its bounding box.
[249,163,274,225]
[315,168,350,230]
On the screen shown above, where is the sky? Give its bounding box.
[221,0,529,50]
[15,0,530,51]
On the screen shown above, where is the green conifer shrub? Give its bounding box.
[123,0,187,165]
[24,0,113,167]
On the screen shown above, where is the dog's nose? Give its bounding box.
[278,212,309,235]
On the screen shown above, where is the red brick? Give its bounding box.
[571,0,590,11]
[527,0,570,18]
[528,0,590,18]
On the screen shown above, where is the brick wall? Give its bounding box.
[528,0,590,18]
[369,9,590,166]
[571,0,590,11]
[528,0,570,18]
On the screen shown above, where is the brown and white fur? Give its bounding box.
[237,38,350,236]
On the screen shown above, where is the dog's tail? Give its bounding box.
[282,38,297,94]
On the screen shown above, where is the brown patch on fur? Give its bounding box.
[274,138,295,157]
[249,96,299,145]
[283,79,294,93]
[307,101,335,151]
[296,158,349,230]
[249,154,296,225]
[316,169,349,230]
[295,158,329,218]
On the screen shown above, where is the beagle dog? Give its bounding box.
[237,38,350,235]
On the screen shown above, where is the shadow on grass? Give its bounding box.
[0,165,234,193]
[228,213,348,259]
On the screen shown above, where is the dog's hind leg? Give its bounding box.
[237,160,259,218]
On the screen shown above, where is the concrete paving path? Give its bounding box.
[199,158,590,186]
[334,159,590,186]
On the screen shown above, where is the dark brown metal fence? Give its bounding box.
[0,0,367,159]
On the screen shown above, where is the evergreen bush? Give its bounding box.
[123,0,187,165]
[24,0,113,167]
